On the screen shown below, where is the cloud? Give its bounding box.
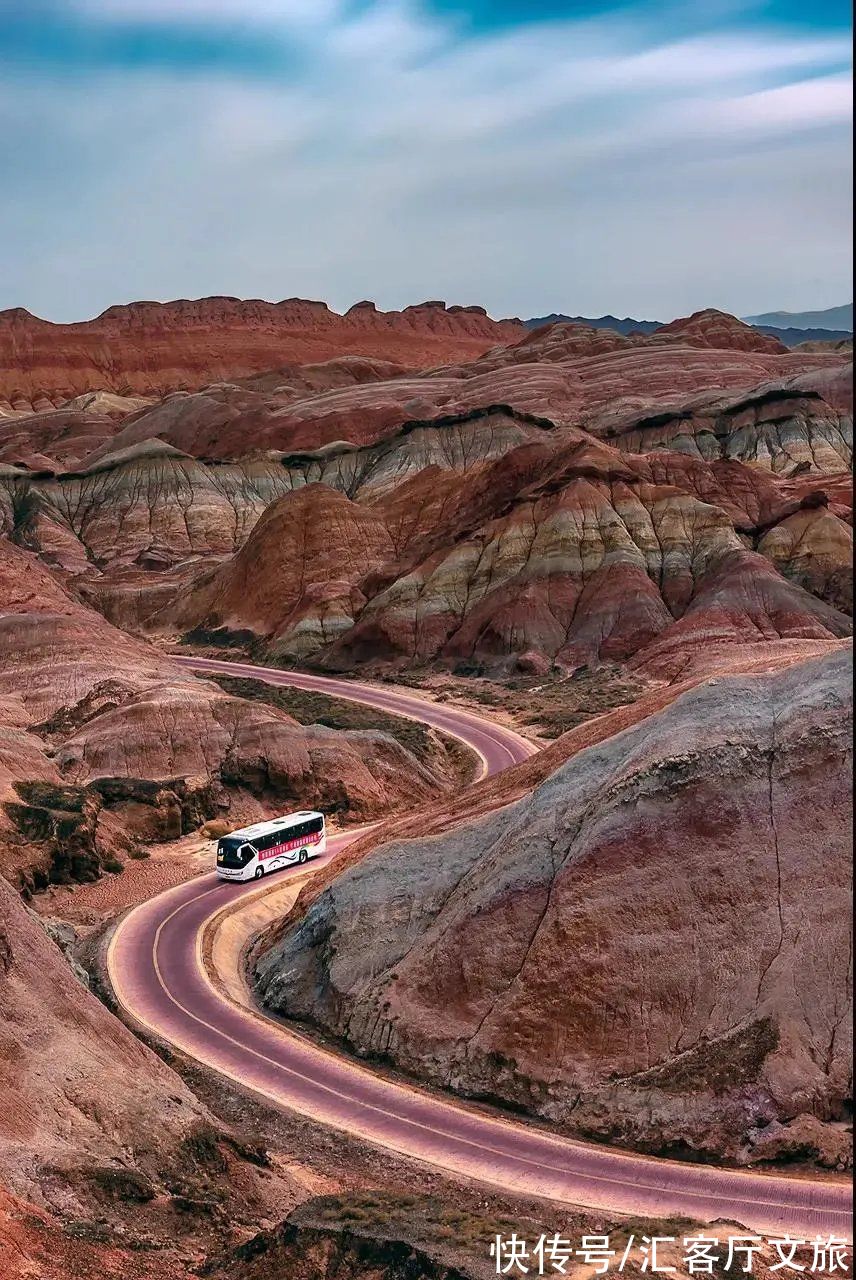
[74,0,345,25]
[0,0,851,321]
[703,71,853,131]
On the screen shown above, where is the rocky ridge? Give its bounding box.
[0,297,524,407]
[130,419,852,674]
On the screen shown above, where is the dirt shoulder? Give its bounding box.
[31,830,214,930]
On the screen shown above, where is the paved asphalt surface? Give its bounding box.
[108,656,853,1239]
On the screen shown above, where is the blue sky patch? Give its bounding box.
[0,0,850,321]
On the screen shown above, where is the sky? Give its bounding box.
[0,0,851,323]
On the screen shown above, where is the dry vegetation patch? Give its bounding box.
[204,672,478,786]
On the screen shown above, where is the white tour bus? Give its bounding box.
[215,811,326,881]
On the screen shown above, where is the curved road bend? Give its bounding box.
[109,656,852,1240]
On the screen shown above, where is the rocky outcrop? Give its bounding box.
[4,307,846,472]
[77,374,565,461]
[1,309,852,683]
[170,485,396,662]
[0,408,554,594]
[255,647,853,1165]
[744,468,853,619]
[757,499,853,615]
[0,878,307,1280]
[0,397,151,469]
[598,376,852,474]
[626,548,851,681]
[473,320,635,368]
[173,347,850,462]
[0,297,524,404]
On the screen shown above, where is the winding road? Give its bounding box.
[108,655,852,1240]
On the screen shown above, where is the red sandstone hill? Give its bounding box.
[650,307,788,354]
[0,308,850,675]
[0,866,303,1269]
[0,296,524,408]
[56,310,846,466]
[157,426,851,677]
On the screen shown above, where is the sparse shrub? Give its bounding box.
[102,857,124,874]
[452,659,486,677]
[91,1166,155,1203]
[201,818,232,840]
[180,1122,229,1172]
[339,1207,372,1223]
[9,483,40,546]
[470,688,501,705]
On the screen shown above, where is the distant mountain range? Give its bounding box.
[752,325,853,346]
[524,304,853,348]
[742,304,852,331]
[524,313,661,335]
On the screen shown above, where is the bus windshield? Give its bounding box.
[216,839,254,868]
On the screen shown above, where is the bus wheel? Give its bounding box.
[254,866,264,879]
[298,849,308,865]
